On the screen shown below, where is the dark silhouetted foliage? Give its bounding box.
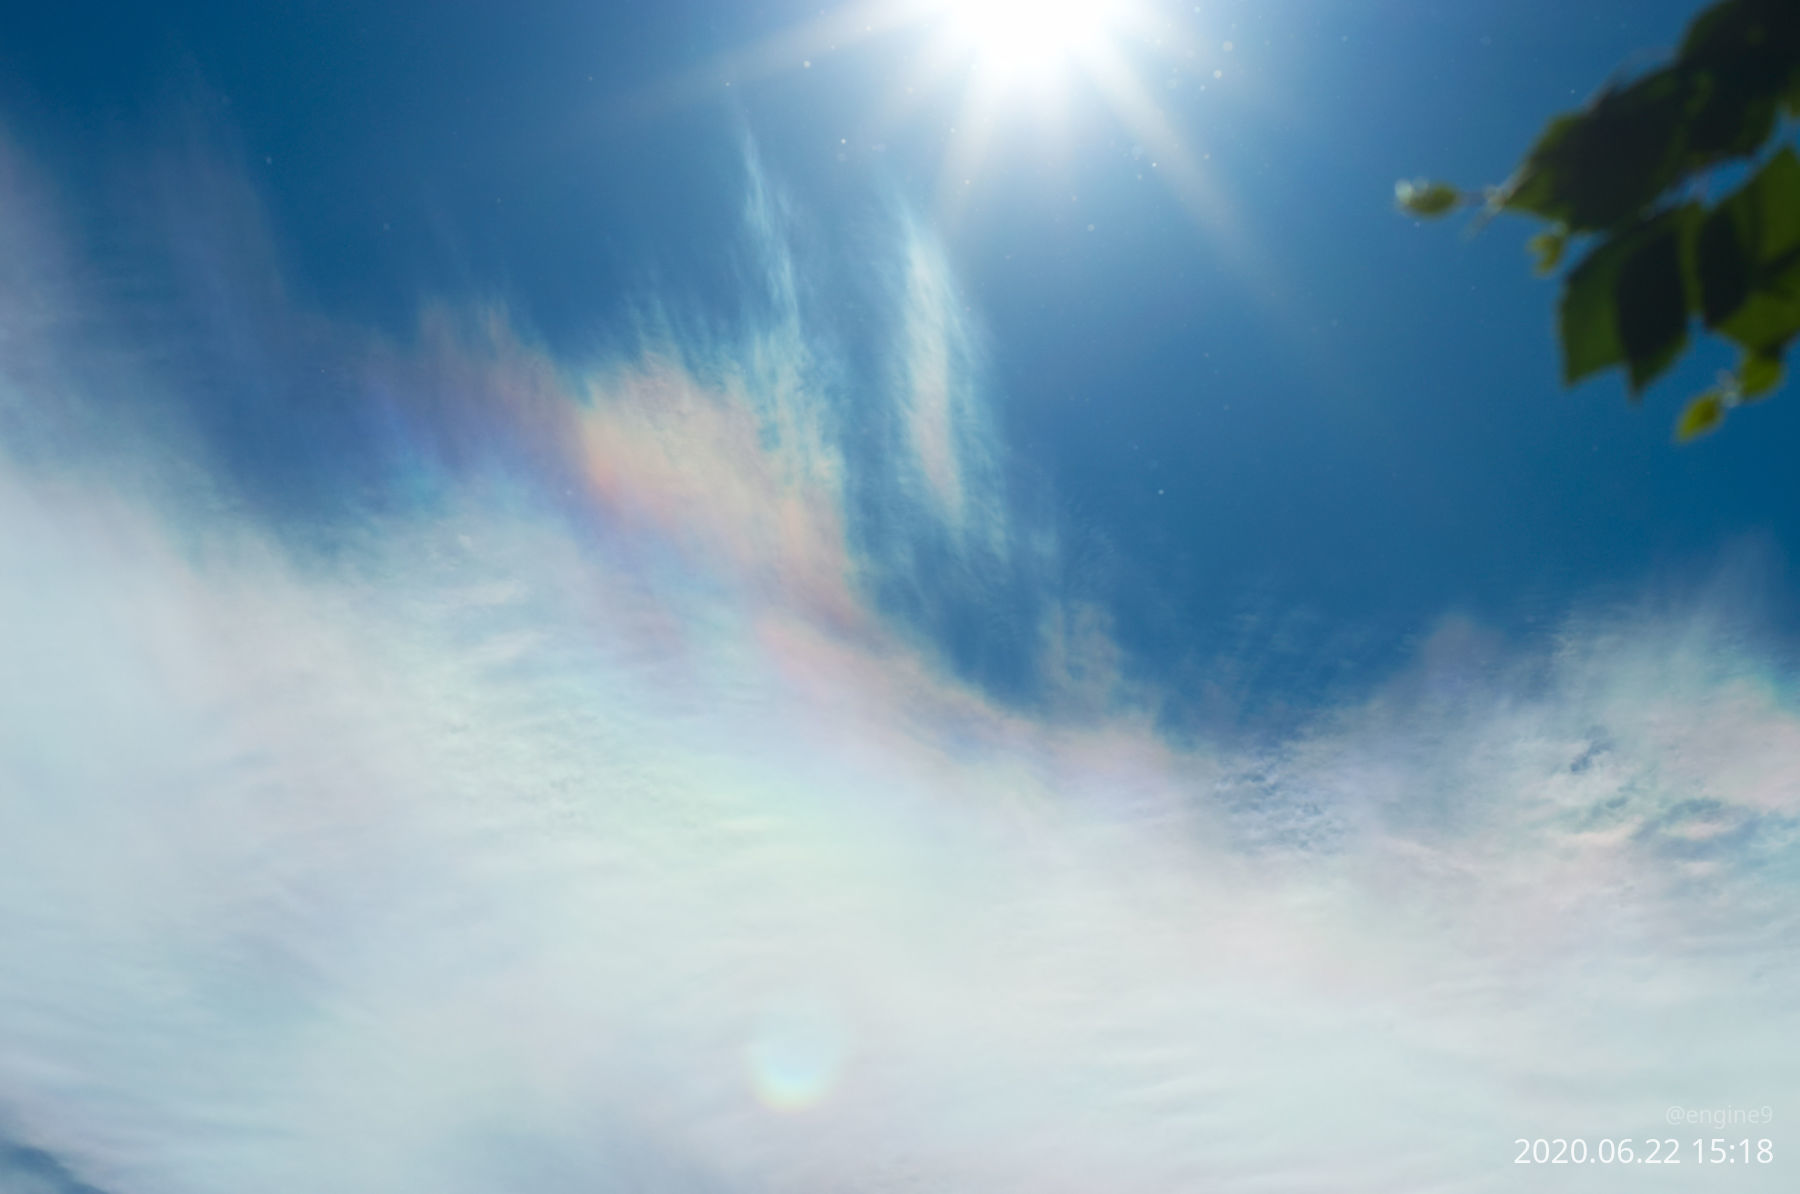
[1398,0,1800,440]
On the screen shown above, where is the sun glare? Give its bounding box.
[671,0,1230,236]
[942,0,1127,82]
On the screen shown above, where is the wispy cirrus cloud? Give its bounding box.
[0,122,1796,1194]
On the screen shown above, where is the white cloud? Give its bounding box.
[0,129,1796,1194]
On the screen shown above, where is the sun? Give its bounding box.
[655,0,1233,237]
[939,0,1129,84]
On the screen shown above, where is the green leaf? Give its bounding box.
[1560,239,1628,384]
[1505,72,1693,232]
[1615,211,1698,392]
[1675,390,1728,441]
[1407,0,1800,438]
[1505,1,1800,235]
[1529,229,1568,275]
[1558,206,1700,390]
[1701,148,1800,355]
[1560,262,1622,383]
[1681,1,1800,156]
[1394,179,1462,217]
[1698,202,1753,326]
[1740,351,1784,398]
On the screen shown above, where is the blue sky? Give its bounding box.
[1,1,1798,1191]
[7,0,1797,719]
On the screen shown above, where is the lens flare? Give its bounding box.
[745,994,851,1111]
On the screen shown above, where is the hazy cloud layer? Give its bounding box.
[0,129,1796,1194]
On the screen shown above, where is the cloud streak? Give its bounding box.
[0,126,1796,1194]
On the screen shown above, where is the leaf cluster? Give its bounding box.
[1399,0,1800,440]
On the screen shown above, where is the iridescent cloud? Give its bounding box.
[0,126,1795,1194]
